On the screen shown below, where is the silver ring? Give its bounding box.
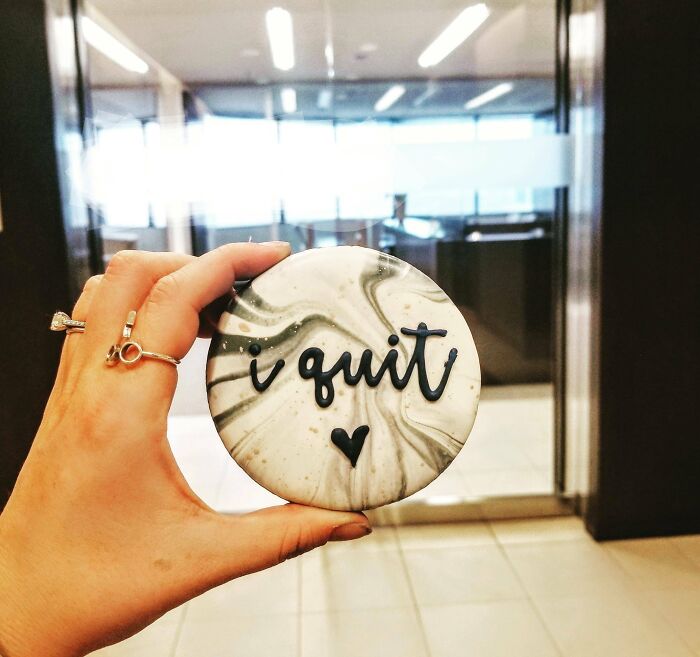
[105,310,180,367]
[118,340,180,367]
[50,311,86,333]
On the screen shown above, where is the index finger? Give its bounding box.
[134,242,291,361]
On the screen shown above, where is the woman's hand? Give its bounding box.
[0,243,371,657]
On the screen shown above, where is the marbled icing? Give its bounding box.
[206,246,481,511]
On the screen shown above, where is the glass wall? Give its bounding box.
[60,0,568,511]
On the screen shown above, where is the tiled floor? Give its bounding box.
[90,517,700,657]
[167,339,555,511]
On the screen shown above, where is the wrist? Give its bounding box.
[0,520,73,657]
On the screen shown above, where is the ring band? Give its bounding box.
[105,310,180,368]
[50,311,86,333]
[114,340,181,367]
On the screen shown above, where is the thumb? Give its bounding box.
[200,503,372,582]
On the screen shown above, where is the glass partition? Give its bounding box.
[63,0,567,512]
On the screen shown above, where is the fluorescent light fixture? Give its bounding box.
[81,16,149,74]
[325,43,335,79]
[280,87,297,113]
[266,7,295,71]
[418,3,490,68]
[464,82,513,109]
[374,84,406,112]
[413,81,439,107]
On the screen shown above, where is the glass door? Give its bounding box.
[60,0,570,517]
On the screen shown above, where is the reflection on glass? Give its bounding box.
[68,0,565,504]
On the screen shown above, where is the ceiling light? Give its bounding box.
[418,3,490,68]
[266,7,295,71]
[325,43,335,79]
[81,16,149,74]
[374,85,406,112]
[464,82,513,109]
[280,87,297,113]
[413,81,439,107]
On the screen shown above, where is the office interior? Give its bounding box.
[0,1,697,656]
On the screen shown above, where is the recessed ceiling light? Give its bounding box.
[266,7,295,71]
[464,82,513,109]
[241,48,260,58]
[418,3,490,68]
[280,87,297,113]
[374,85,406,112]
[81,17,149,74]
[358,42,378,54]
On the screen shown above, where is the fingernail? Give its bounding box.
[329,523,373,542]
[260,241,290,248]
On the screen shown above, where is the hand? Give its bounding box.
[0,243,371,657]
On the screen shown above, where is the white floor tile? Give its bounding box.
[403,545,525,606]
[185,559,299,621]
[504,540,629,600]
[671,535,700,568]
[174,613,297,657]
[641,588,700,654]
[421,600,560,657]
[534,590,695,657]
[301,546,413,612]
[604,537,700,591]
[171,384,556,512]
[407,467,472,504]
[464,467,552,497]
[214,459,286,513]
[167,415,228,509]
[396,521,495,550]
[490,517,589,545]
[301,608,428,657]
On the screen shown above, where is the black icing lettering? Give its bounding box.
[296,323,458,407]
[249,343,285,392]
[399,323,458,401]
[299,347,335,407]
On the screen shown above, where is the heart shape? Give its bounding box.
[330,425,369,468]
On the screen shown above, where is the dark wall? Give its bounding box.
[586,0,699,538]
[0,1,73,506]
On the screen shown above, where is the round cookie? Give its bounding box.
[206,246,480,510]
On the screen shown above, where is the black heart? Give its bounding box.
[331,425,369,468]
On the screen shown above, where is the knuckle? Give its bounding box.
[72,275,103,315]
[83,274,103,293]
[149,272,181,306]
[104,250,144,279]
[278,524,320,563]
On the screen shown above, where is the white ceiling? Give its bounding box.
[89,0,556,84]
[86,1,556,119]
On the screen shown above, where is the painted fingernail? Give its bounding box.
[329,523,373,542]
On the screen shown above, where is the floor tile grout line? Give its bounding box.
[168,602,190,657]
[393,524,435,657]
[485,520,566,657]
[492,521,700,657]
[603,538,700,657]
